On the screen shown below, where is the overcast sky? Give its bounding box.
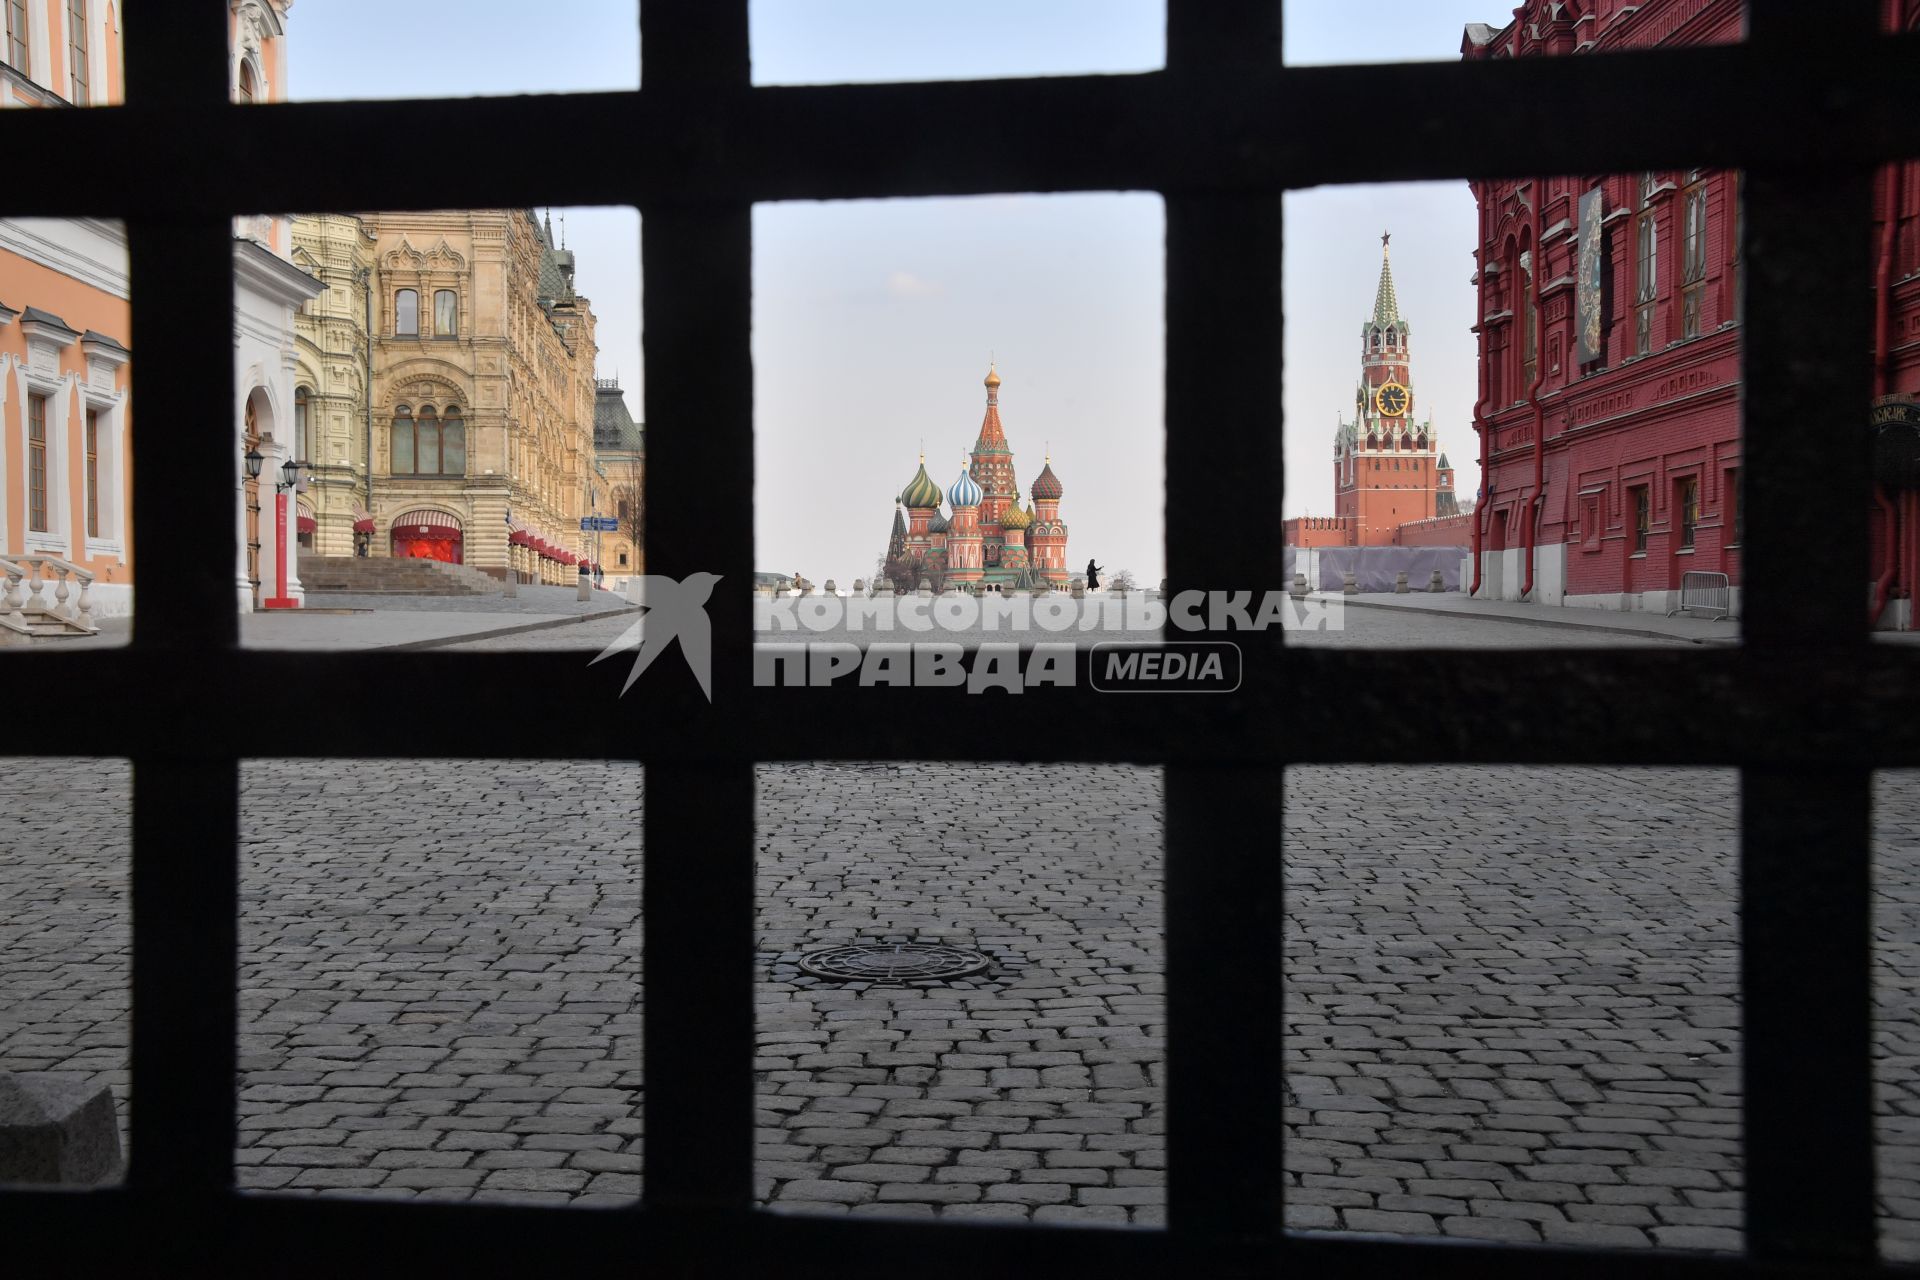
[285,1,1500,584]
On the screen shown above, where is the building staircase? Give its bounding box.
[299,555,502,597]
[0,556,100,644]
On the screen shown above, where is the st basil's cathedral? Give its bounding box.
[883,366,1070,591]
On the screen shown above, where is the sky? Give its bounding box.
[283,1,1504,584]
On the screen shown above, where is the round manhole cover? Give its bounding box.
[798,942,992,982]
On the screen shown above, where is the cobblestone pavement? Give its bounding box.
[3,750,1918,1254]
[755,763,1166,1227]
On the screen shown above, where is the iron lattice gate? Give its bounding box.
[4,2,1918,1276]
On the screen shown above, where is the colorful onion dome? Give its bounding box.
[949,467,982,508]
[998,500,1031,531]
[1030,459,1063,501]
[984,364,1002,389]
[928,510,950,535]
[900,458,944,509]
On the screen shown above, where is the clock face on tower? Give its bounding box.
[1374,382,1410,417]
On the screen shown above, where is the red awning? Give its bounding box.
[559,551,577,566]
[297,515,317,534]
[352,518,374,534]
[509,529,529,546]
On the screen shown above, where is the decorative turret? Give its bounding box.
[1028,454,1068,586]
[900,457,943,509]
[948,467,982,510]
[946,461,984,586]
[970,364,1020,529]
[1332,233,1440,544]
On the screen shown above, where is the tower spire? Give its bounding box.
[1373,231,1400,326]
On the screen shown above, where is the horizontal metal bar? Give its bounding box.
[9,645,1920,765]
[4,1187,1885,1278]
[1,38,1917,218]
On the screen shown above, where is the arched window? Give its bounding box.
[294,387,311,463]
[396,289,419,336]
[391,404,414,474]
[1371,332,1381,351]
[416,407,441,475]
[434,289,458,337]
[237,60,255,105]
[442,408,466,474]
[1367,432,1378,450]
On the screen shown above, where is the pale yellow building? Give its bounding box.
[289,214,375,558]
[360,209,600,583]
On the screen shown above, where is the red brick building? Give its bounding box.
[1282,237,1465,552]
[1465,0,1920,620]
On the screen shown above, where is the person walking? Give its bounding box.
[1085,559,1102,591]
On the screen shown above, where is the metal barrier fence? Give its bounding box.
[1669,570,1734,620]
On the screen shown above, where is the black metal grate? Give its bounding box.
[796,942,993,984]
[0,0,1916,1275]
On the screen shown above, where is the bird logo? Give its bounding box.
[589,572,722,701]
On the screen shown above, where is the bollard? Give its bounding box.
[1395,570,1409,594]
[824,579,838,597]
[1342,569,1358,596]
[1290,572,1308,600]
[503,566,517,598]
[0,1072,123,1185]
[577,565,592,602]
[1429,569,1445,593]
[918,578,933,597]
[1070,577,1086,599]
[851,579,864,596]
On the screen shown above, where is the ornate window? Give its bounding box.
[1677,475,1700,549]
[5,0,25,72]
[237,60,255,105]
[27,393,48,532]
[391,403,466,477]
[1632,484,1650,552]
[1681,175,1708,339]
[395,289,419,336]
[67,0,86,102]
[391,404,413,474]
[434,289,458,337]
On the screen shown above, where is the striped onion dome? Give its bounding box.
[928,510,950,534]
[899,459,944,509]
[998,500,1031,530]
[1030,460,1063,501]
[948,467,982,508]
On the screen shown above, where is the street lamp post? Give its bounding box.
[263,456,304,610]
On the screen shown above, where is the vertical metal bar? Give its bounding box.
[125,0,238,642]
[1162,0,1287,1224]
[1165,766,1284,1251]
[119,0,242,1210]
[128,756,239,1196]
[1737,165,1874,649]
[638,0,754,1215]
[1166,0,1281,76]
[1737,5,1878,1262]
[1740,768,1875,1262]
